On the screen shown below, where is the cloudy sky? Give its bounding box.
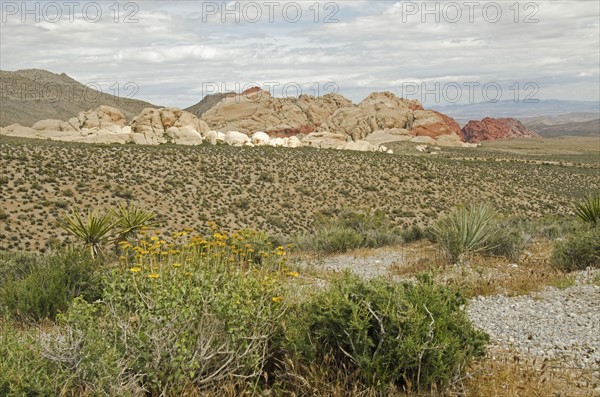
[1,0,599,108]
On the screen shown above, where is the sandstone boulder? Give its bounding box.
[340,140,379,152]
[129,107,209,144]
[251,131,271,146]
[224,131,251,146]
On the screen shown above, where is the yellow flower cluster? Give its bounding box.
[117,223,300,286]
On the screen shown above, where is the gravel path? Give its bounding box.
[468,284,600,371]
[298,247,406,279]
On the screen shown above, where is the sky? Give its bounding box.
[1,0,599,108]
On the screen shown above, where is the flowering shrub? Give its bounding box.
[42,224,296,395]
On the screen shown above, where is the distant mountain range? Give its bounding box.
[522,116,600,138]
[0,69,158,127]
[431,100,600,125]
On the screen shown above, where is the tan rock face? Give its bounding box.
[129,107,209,144]
[74,105,127,130]
[319,92,463,145]
[461,117,540,142]
[202,88,351,135]
[199,89,466,146]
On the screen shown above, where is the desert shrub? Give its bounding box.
[295,209,400,253]
[0,248,101,321]
[432,203,498,262]
[282,273,488,392]
[0,251,40,288]
[483,221,531,262]
[400,224,427,243]
[574,192,600,226]
[39,227,292,395]
[297,223,364,254]
[0,318,67,396]
[551,225,600,271]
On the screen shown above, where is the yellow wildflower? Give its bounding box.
[287,271,299,277]
[148,273,160,279]
[129,267,141,273]
[172,263,182,268]
[271,296,284,303]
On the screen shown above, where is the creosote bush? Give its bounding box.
[551,225,600,271]
[294,209,400,253]
[37,225,292,395]
[282,272,489,392]
[0,248,101,321]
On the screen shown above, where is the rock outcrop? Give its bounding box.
[312,92,465,147]
[202,88,352,136]
[461,117,540,142]
[202,89,469,147]
[129,107,209,145]
[0,106,209,145]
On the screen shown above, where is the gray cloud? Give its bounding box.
[1,0,598,107]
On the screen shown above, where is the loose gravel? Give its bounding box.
[468,283,600,371]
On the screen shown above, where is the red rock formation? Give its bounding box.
[461,117,540,142]
[240,86,262,96]
[410,110,463,139]
[266,125,316,137]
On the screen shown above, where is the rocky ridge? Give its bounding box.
[2,88,483,151]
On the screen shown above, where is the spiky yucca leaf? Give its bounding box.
[432,203,498,263]
[574,192,600,226]
[113,201,158,242]
[58,209,116,258]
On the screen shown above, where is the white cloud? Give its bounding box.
[0,0,598,107]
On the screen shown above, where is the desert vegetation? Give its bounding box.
[0,136,599,396]
[1,136,598,252]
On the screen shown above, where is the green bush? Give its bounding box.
[283,273,488,392]
[0,248,101,321]
[483,223,530,262]
[0,318,64,396]
[551,226,600,271]
[0,251,40,289]
[295,209,400,253]
[432,203,498,262]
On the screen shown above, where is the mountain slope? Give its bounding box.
[525,119,600,138]
[0,69,158,127]
[184,92,236,118]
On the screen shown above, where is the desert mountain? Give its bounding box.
[524,119,600,138]
[461,117,540,143]
[432,99,600,125]
[184,92,236,118]
[520,113,600,138]
[0,69,158,127]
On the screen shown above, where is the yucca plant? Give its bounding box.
[112,201,158,243]
[58,209,116,258]
[574,192,600,226]
[432,203,498,263]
